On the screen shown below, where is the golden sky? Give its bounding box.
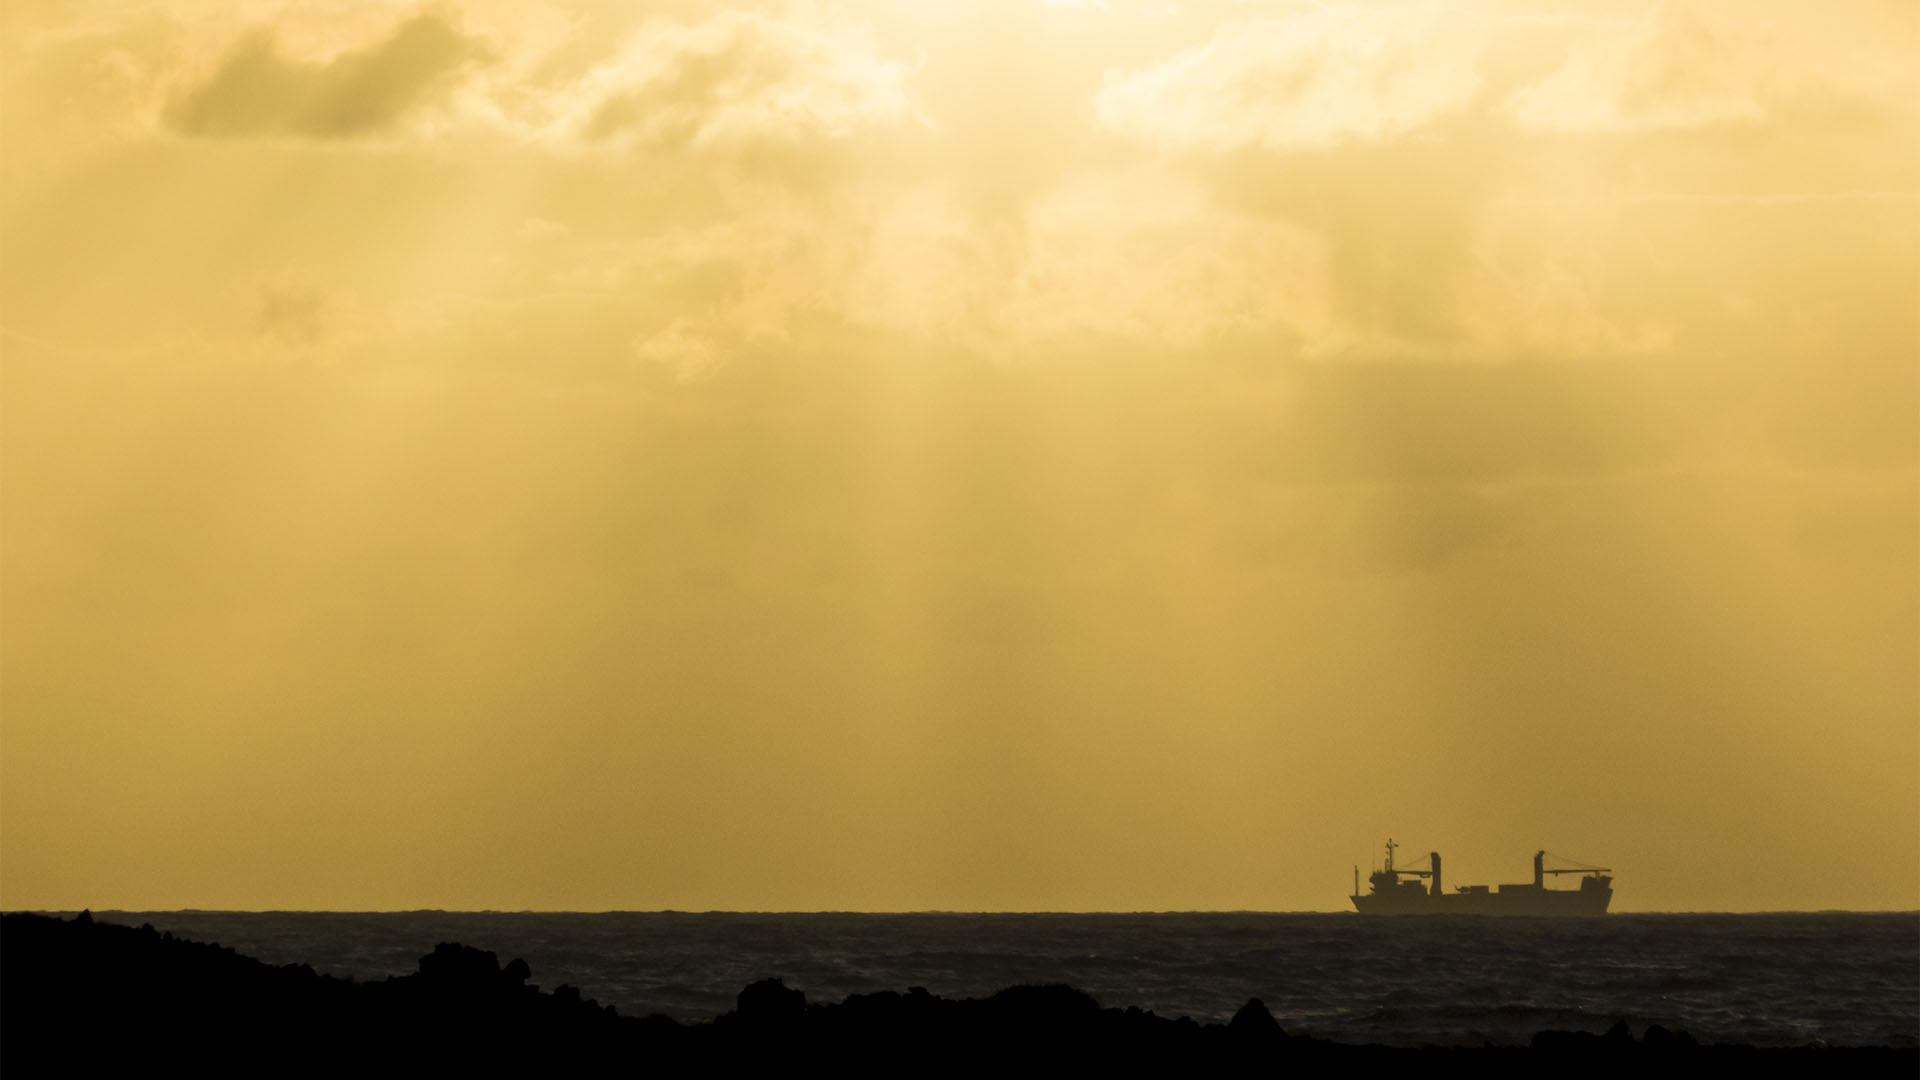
[2,0,1915,912]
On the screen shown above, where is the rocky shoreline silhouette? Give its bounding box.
[3,911,1911,1076]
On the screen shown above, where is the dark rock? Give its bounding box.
[736,977,807,1023]
[4,912,1915,1079]
[417,942,501,985]
[1229,997,1285,1039]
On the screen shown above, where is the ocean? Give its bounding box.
[76,910,1919,1048]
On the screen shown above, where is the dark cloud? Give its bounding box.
[258,284,327,345]
[1187,115,1506,343]
[1349,485,1511,572]
[1191,359,1693,489]
[584,31,791,145]
[166,15,484,139]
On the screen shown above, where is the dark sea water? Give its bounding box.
[77,911,1919,1048]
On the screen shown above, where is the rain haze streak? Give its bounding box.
[2,0,1915,913]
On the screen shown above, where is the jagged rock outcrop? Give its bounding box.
[3,912,1911,1078]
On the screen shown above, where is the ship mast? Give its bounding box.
[1384,838,1396,873]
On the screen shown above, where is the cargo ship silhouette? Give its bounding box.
[1351,840,1613,915]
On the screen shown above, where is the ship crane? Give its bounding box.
[1533,850,1612,887]
[1367,839,1444,895]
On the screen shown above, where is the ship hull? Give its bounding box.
[1351,885,1611,916]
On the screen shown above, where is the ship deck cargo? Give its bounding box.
[1350,840,1613,915]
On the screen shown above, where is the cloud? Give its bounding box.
[1097,2,1907,149]
[575,11,920,149]
[1502,0,1920,135]
[1087,2,1919,352]
[1088,8,1519,344]
[165,14,484,138]
[1094,8,1491,149]
[1253,359,1697,487]
[1504,3,1780,133]
[517,216,570,242]
[632,316,728,383]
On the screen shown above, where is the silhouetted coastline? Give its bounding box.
[3,912,1912,1077]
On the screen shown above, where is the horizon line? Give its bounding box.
[13,907,1919,917]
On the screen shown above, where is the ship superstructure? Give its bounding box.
[1349,840,1613,915]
